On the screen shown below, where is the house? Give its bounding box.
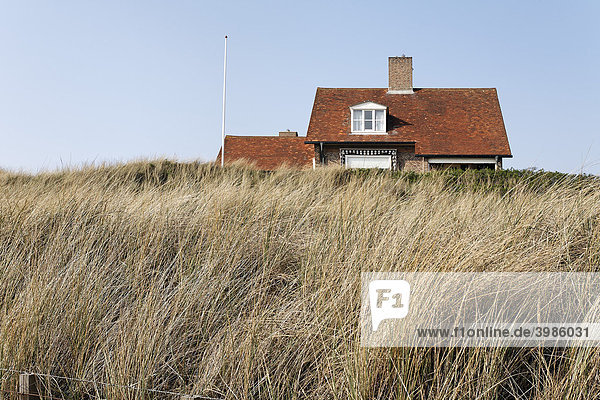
[217,57,512,171]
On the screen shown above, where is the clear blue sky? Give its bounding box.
[0,0,598,174]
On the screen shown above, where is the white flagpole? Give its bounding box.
[221,35,228,167]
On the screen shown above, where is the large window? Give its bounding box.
[345,154,391,169]
[340,149,397,170]
[350,102,387,134]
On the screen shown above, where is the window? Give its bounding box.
[364,110,373,130]
[352,111,362,131]
[346,154,392,169]
[350,102,387,134]
[375,110,385,131]
[340,149,397,170]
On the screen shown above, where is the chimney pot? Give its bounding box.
[279,131,298,137]
[388,56,413,94]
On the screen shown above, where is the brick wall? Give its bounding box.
[399,151,425,172]
[323,146,342,165]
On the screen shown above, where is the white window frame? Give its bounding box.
[340,148,397,170]
[345,154,392,169]
[350,102,387,134]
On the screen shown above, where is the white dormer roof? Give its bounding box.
[349,101,387,110]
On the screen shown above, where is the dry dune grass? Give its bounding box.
[0,160,599,399]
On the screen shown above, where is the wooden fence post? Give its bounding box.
[18,374,41,400]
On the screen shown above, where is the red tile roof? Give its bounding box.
[216,135,313,170]
[306,88,512,156]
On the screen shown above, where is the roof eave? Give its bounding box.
[417,154,513,158]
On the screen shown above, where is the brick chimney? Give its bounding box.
[388,56,413,94]
[279,131,298,137]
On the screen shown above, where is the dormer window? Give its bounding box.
[350,102,387,134]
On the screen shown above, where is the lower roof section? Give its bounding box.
[216,136,512,170]
[305,141,511,158]
[419,154,512,158]
[216,135,313,170]
[428,157,497,164]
